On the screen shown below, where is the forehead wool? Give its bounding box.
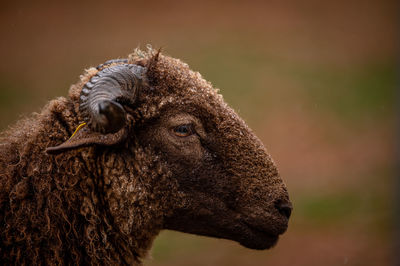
[69,48,226,123]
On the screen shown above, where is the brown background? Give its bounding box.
[0,0,397,265]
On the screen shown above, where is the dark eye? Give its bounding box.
[173,124,194,137]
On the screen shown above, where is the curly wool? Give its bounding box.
[0,50,189,265]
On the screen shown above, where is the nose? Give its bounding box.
[275,200,292,219]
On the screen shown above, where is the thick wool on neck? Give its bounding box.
[0,50,185,265]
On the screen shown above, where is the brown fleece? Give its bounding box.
[0,48,291,265]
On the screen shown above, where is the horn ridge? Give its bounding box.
[79,63,145,134]
[96,58,129,70]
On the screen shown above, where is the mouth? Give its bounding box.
[239,221,281,250]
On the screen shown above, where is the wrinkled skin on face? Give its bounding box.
[133,53,292,250]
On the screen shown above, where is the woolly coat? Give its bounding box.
[0,51,194,265]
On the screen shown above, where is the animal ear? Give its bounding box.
[46,123,128,154]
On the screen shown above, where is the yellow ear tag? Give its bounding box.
[69,123,87,140]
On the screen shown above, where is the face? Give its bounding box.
[53,52,291,251]
[137,105,291,250]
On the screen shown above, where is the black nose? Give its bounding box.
[275,200,292,219]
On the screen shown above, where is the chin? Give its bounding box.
[235,221,283,250]
[239,234,279,250]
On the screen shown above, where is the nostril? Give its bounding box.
[275,200,292,219]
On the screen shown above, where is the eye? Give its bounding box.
[173,124,194,137]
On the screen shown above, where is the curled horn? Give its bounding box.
[79,63,146,134]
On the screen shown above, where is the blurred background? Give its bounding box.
[0,0,397,265]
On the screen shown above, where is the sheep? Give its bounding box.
[0,48,292,265]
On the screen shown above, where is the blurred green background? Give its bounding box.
[0,0,397,265]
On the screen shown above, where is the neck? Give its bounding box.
[0,97,179,264]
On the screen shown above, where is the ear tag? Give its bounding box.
[69,122,87,139]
